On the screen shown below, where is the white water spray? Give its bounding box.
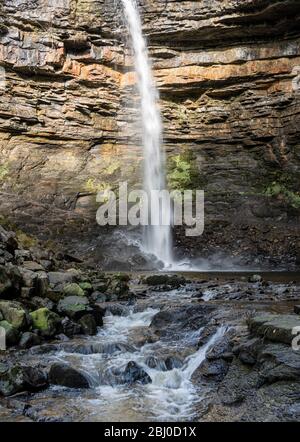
[147,326,227,389]
[121,0,173,266]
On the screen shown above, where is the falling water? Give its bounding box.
[121,0,173,266]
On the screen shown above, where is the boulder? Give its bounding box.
[49,363,90,389]
[30,308,61,337]
[248,274,262,283]
[249,314,300,344]
[78,282,93,294]
[61,317,81,338]
[48,271,75,287]
[22,261,45,272]
[145,356,167,371]
[33,271,49,297]
[0,226,18,254]
[0,363,48,396]
[122,361,152,385]
[105,275,130,299]
[165,356,183,370]
[0,320,20,346]
[144,274,186,289]
[0,265,22,298]
[194,358,229,382]
[79,314,97,335]
[0,300,30,330]
[57,296,91,320]
[258,343,300,384]
[234,337,262,365]
[19,332,41,349]
[30,296,54,311]
[151,304,214,334]
[63,283,85,297]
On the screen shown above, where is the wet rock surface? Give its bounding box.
[0,1,299,269]
[49,363,90,389]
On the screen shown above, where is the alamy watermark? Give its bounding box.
[96,182,204,237]
[0,326,6,351]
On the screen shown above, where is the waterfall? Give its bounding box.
[121,0,173,266]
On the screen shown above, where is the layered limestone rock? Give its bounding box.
[0,0,299,267]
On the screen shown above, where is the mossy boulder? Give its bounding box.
[30,308,61,337]
[63,283,85,297]
[57,296,92,320]
[0,301,30,330]
[104,274,130,299]
[78,282,93,294]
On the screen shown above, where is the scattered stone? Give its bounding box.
[49,363,90,389]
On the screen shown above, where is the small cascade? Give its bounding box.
[121,0,173,267]
[146,326,227,389]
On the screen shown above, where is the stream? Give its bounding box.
[11,284,228,422]
[1,273,299,422]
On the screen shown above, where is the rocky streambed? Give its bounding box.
[1,224,300,422]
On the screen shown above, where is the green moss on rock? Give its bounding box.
[63,283,85,297]
[0,301,29,330]
[78,282,93,293]
[30,308,60,337]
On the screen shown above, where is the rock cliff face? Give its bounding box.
[0,0,300,268]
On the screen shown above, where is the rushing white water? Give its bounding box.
[121,0,173,266]
[146,326,227,390]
